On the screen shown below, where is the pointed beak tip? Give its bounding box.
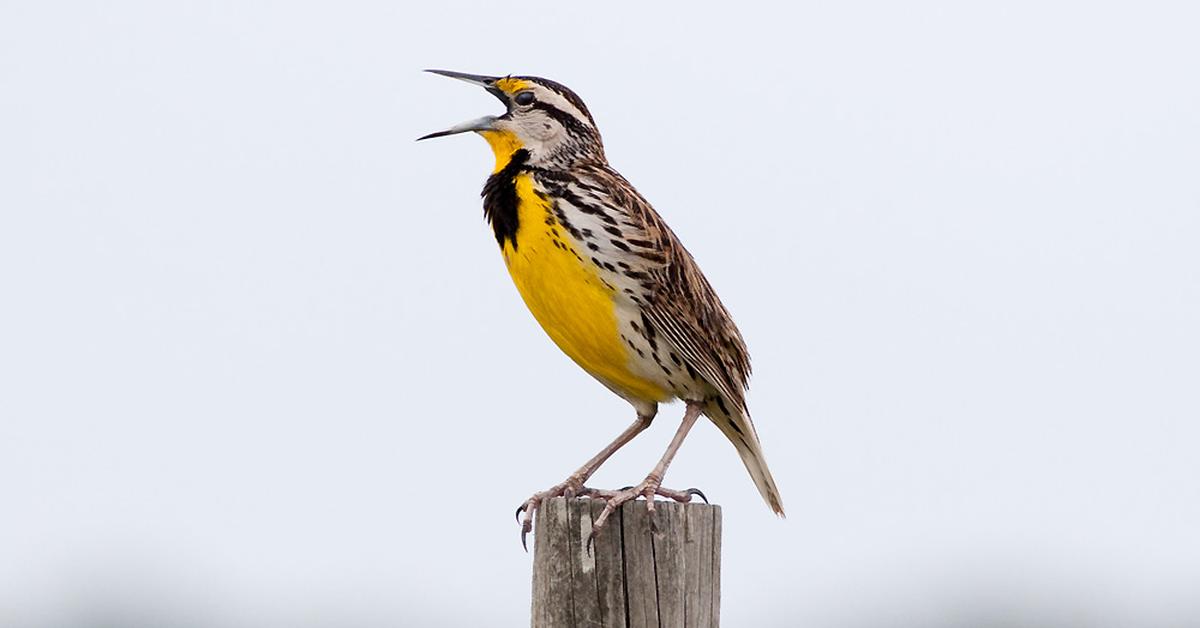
[416,129,458,142]
[416,115,498,143]
[422,69,500,88]
[415,131,442,142]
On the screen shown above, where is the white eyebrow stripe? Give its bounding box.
[535,87,591,128]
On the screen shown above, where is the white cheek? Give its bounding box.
[533,120,560,143]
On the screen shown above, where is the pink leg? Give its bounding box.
[516,410,655,550]
[589,401,706,535]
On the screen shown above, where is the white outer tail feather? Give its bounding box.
[705,400,785,516]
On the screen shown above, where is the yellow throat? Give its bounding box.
[477,130,668,403]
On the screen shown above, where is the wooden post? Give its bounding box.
[531,497,722,628]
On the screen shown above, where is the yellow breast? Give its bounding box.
[501,173,668,403]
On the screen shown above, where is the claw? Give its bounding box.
[517,478,703,552]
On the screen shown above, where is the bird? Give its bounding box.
[418,70,784,545]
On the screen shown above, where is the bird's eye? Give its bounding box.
[514,91,535,106]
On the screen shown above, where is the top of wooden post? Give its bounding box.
[532,497,722,628]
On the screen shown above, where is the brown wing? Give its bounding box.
[559,162,783,515]
[596,166,752,411]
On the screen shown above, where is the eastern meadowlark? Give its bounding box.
[419,70,784,544]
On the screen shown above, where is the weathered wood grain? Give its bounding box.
[711,506,722,623]
[566,495,601,627]
[590,498,627,628]
[653,502,687,627]
[532,498,575,627]
[620,499,659,628]
[684,503,716,627]
[531,497,721,628]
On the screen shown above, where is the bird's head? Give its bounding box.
[418,70,605,170]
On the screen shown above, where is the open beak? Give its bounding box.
[417,69,508,141]
[416,115,497,141]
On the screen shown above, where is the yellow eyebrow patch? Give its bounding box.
[494,77,532,94]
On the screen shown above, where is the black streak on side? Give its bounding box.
[481,149,532,249]
[639,312,658,351]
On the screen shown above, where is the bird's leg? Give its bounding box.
[590,401,707,535]
[516,410,655,550]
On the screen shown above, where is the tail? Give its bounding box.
[705,399,785,516]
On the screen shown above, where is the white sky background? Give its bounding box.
[2,1,1199,626]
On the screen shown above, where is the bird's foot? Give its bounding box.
[588,478,707,539]
[514,475,592,551]
[514,476,707,551]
